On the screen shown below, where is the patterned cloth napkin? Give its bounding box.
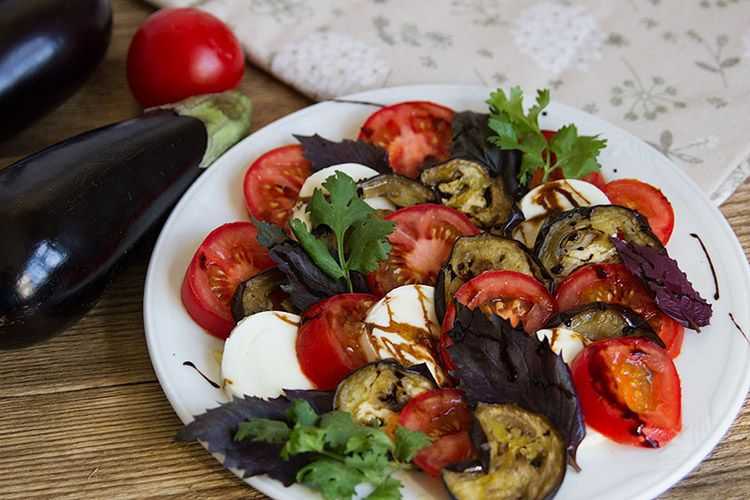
[150,0,750,204]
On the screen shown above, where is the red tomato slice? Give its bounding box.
[399,388,475,476]
[440,271,556,371]
[243,145,311,226]
[571,337,682,448]
[604,179,674,245]
[181,222,275,339]
[555,264,684,357]
[358,101,454,179]
[367,204,480,296]
[296,293,377,390]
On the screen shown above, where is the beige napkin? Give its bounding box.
[150,0,750,204]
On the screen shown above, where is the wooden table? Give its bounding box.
[0,1,748,498]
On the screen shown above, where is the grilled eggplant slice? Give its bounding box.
[334,360,435,427]
[420,159,513,232]
[436,234,551,320]
[358,174,436,207]
[547,302,665,348]
[230,269,293,322]
[534,205,662,283]
[443,403,565,500]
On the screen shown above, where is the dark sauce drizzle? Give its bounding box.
[183,361,221,389]
[729,313,749,344]
[329,98,385,108]
[689,233,719,300]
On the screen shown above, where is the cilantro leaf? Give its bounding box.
[235,419,291,444]
[393,427,431,463]
[487,86,605,185]
[367,476,403,500]
[289,218,344,280]
[318,411,363,450]
[347,217,395,274]
[297,458,364,500]
[345,451,392,485]
[310,171,374,234]
[288,399,319,427]
[283,425,327,458]
[292,171,394,291]
[345,427,394,456]
[549,124,607,180]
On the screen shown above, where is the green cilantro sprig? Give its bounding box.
[487,86,607,185]
[289,171,394,292]
[235,399,431,500]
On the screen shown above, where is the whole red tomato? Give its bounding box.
[127,8,244,107]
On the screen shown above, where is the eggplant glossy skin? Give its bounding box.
[0,0,112,140]
[0,111,207,348]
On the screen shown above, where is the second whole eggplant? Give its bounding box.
[0,0,113,140]
[0,91,252,349]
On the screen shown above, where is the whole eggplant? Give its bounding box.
[0,0,112,140]
[0,91,252,349]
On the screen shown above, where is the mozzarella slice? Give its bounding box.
[290,163,395,229]
[514,179,611,247]
[221,311,313,399]
[362,284,446,385]
[536,327,591,363]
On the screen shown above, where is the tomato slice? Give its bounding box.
[571,337,682,448]
[442,270,556,335]
[243,145,311,226]
[367,204,480,296]
[440,271,556,371]
[604,179,674,244]
[399,388,475,476]
[555,264,684,357]
[296,293,378,390]
[358,101,454,179]
[181,222,276,339]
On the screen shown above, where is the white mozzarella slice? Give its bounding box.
[514,179,610,248]
[536,327,590,363]
[362,284,446,385]
[290,163,395,229]
[221,311,312,399]
[520,179,610,220]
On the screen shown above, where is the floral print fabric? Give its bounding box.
[151,0,750,204]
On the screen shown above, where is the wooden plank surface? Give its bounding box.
[0,1,747,498]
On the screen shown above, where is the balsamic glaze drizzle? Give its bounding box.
[183,361,221,389]
[729,313,749,345]
[689,233,719,300]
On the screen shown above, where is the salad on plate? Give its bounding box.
[174,87,713,500]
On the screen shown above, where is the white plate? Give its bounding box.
[144,85,750,500]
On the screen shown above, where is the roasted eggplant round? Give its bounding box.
[436,234,551,320]
[546,302,665,348]
[230,269,293,322]
[420,159,513,232]
[534,205,662,283]
[333,360,435,427]
[442,403,566,500]
[358,174,436,207]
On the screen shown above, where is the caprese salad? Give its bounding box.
[176,87,712,500]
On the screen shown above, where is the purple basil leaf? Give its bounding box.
[447,304,585,468]
[611,238,712,330]
[295,134,390,174]
[175,391,333,484]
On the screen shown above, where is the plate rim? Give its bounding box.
[144,83,750,500]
